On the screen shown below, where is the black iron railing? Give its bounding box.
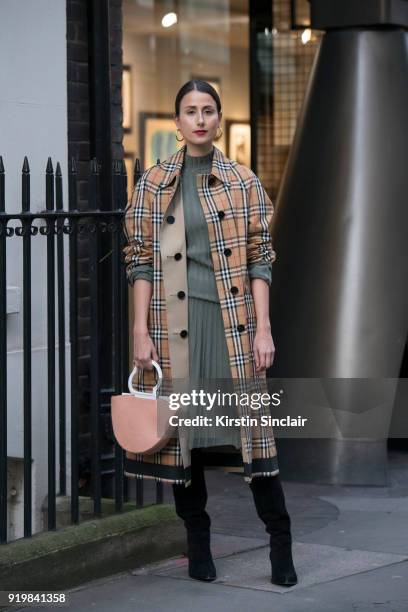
[0,155,162,544]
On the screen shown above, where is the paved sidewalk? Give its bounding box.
[14,449,408,612]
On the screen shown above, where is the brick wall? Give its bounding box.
[66,0,123,465]
[110,0,124,160]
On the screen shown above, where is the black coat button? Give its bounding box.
[236,324,245,333]
[180,329,188,338]
[177,290,185,299]
[174,252,182,261]
[230,286,239,295]
[224,248,232,257]
[218,211,225,220]
[167,215,175,224]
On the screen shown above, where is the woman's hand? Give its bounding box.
[253,326,275,372]
[133,328,159,370]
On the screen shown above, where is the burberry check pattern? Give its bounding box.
[122,144,279,484]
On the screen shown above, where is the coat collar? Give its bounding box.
[158,144,231,188]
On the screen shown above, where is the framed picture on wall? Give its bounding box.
[226,120,251,167]
[122,66,132,133]
[124,153,135,196]
[139,112,182,169]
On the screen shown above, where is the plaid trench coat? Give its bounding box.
[122,143,279,486]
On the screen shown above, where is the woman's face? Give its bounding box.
[175,89,221,148]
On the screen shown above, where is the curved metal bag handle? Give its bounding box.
[127,360,163,397]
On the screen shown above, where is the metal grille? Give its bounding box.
[257,0,323,199]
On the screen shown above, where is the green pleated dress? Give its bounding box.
[128,147,272,451]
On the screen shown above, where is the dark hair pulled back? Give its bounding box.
[174,79,222,117]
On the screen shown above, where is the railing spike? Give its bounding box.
[22,156,30,212]
[56,162,62,176]
[0,156,4,173]
[46,157,53,173]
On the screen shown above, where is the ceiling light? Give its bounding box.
[301,28,311,44]
[162,12,177,28]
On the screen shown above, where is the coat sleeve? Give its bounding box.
[246,171,277,266]
[122,170,153,286]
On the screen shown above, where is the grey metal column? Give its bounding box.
[270,0,408,484]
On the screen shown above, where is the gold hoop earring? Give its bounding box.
[214,126,223,141]
[176,129,184,142]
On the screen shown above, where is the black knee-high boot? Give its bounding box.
[250,474,297,587]
[172,449,216,581]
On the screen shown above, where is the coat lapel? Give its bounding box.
[159,177,189,380]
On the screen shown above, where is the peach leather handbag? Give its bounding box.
[111,360,176,455]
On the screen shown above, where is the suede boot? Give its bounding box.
[250,474,298,587]
[172,449,216,581]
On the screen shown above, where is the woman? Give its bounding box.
[123,80,297,587]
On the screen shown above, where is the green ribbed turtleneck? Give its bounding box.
[181,147,220,302]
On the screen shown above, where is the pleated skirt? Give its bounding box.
[182,296,242,450]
